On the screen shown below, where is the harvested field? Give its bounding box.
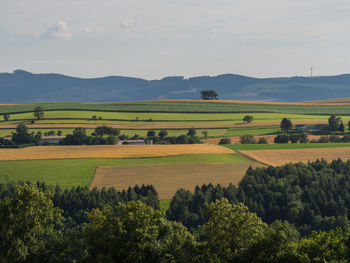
[0,144,234,161]
[240,147,350,166]
[91,162,261,199]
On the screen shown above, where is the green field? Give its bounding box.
[224,126,281,137]
[225,143,350,151]
[0,154,250,189]
[1,110,346,125]
[2,100,350,115]
[1,110,337,122]
[160,200,171,212]
[0,128,227,138]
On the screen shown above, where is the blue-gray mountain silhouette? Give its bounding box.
[1,70,350,102]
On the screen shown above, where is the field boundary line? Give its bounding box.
[233,149,271,166]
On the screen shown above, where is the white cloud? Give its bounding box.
[38,20,72,40]
[85,26,105,34]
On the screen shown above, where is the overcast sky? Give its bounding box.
[1,0,350,79]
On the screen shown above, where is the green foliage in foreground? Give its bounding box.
[3,185,350,263]
[225,142,350,151]
[0,154,249,189]
[0,184,62,262]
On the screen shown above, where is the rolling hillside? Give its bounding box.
[2,70,350,102]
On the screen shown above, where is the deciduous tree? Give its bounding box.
[243,115,254,123]
[328,114,342,132]
[0,184,62,262]
[280,118,293,132]
[33,106,44,120]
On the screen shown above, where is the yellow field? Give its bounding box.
[90,162,261,199]
[240,147,350,166]
[0,144,234,161]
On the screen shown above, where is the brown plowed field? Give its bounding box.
[0,120,328,130]
[0,144,234,161]
[202,135,325,144]
[240,147,350,166]
[90,162,262,199]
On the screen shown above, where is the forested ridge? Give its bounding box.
[3,159,350,262]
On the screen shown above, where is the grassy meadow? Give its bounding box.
[2,100,350,114]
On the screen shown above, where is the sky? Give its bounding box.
[1,0,350,79]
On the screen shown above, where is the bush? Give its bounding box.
[257,138,268,144]
[3,113,9,121]
[175,135,189,144]
[119,134,128,140]
[57,130,62,136]
[219,138,231,144]
[342,134,350,142]
[131,134,141,140]
[300,133,308,143]
[329,135,341,143]
[106,135,118,145]
[188,136,201,144]
[240,135,256,144]
[274,134,289,143]
[92,115,97,120]
[290,134,302,143]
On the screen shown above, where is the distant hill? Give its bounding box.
[1,70,350,102]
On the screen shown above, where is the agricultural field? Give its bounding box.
[1,100,350,139]
[0,153,253,193]
[2,100,350,114]
[91,161,260,199]
[2,99,350,201]
[239,147,350,166]
[0,144,233,161]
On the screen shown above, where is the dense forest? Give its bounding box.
[168,159,350,234]
[3,159,350,262]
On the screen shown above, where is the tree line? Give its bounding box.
[167,159,350,235]
[0,181,159,225]
[3,183,350,262]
